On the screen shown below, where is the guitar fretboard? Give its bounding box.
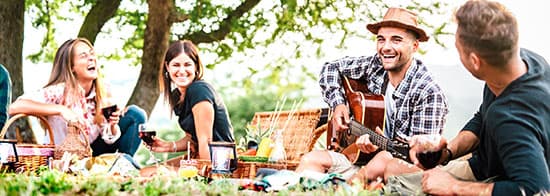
[349,120,390,150]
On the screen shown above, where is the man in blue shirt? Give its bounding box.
[0,64,11,129]
[385,1,550,195]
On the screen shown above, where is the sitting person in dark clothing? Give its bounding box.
[383,1,550,195]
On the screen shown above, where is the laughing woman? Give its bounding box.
[147,40,235,161]
[9,38,146,156]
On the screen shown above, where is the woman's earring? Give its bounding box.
[164,72,169,78]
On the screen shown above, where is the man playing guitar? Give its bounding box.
[295,7,448,184]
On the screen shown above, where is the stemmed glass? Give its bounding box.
[138,123,159,165]
[414,134,443,169]
[101,104,117,140]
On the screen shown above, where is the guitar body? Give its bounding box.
[327,75,411,165]
[327,75,386,165]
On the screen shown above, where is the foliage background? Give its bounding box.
[4,1,550,165]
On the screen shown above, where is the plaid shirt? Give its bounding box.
[319,54,448,140]
[0,65,11,129]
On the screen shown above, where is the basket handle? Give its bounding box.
[67,121,90,148]
[0,113,55,144]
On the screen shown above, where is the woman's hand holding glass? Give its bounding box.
[101,104,120,142]
[139,123,160,164]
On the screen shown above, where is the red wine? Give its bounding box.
[139,131,156,145]
[417,150,442,169]
[101,105,117,120]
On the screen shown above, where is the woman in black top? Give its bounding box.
[149,40,234,160]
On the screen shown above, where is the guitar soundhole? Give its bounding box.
[416,150,442,169]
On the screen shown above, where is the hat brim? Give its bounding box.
[367,21,429,42]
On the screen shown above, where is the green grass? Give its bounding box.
[0,168,384,195]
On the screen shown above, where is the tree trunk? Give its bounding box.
[126,0,174,115]
[0,0,35,143]
[0,0,24,99]
[78,0,121,43]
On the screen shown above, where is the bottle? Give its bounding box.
[256,138,273,158]
[268,131,286,163]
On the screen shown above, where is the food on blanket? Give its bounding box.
[256,138,273,157]
[240,149,257,156]
[238,155,268,162]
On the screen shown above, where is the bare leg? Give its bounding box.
[383,157,422,182]
[364,151,393,180]
[295,150,333,173]
[347,151,393,184]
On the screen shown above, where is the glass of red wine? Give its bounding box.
[414,134,443,169]
[101,105,117,121]
[101,105,117,140]
[139,123,159,164]
[417,150,442,169]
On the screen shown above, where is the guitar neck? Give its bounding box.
[349,120,390,150]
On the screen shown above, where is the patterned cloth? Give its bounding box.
[18,83,117,144]
[319,54,448,140]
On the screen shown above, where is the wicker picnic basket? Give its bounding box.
[231,108,322,178]
[162,109,324,179]
[250,108,323,162]
[0,114,55,172]
[53,121,92,160]
[172,159,299,179]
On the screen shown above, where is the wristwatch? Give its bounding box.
[441,147,453,165]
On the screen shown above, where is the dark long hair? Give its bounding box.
[159,40,204,111]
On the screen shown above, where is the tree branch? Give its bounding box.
[184,0,261,44]
[169,9,189,23]
[78,0,121,43]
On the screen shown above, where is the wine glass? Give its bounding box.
[101,104,117,140]
[414,134,443,169]
[138,123,159,165]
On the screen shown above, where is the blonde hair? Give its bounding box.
[46,38,107,124]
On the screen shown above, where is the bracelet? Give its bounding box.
[172,141,177,152]
[441,147,453,165]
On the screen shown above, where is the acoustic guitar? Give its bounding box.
[327,75,411,165]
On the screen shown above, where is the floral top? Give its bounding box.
[18,83,119,144]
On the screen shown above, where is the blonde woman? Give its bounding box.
[9,38,146,156]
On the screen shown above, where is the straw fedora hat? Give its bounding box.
[366,7,429,42]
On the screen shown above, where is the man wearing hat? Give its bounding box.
[295,7,448,183]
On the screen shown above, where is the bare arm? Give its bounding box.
[410,130,478,168]
[422,168,493,195]
[444,130,479,162]
[192,101,215,160]
[9,99,79,122]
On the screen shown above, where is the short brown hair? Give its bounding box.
[455,0,518,67]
